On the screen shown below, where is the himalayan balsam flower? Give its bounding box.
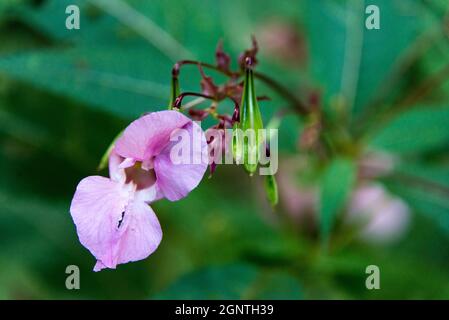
[70,110,208,271]
[348,183,410,244]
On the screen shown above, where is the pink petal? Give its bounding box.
[109,149,126,183]
[154,121,208,201]
[114,110,191,161]
[135,184,163,204]
[70,176,163,271]
[94,260,107,272]
[70,176,131,269]
[103,199,162,270]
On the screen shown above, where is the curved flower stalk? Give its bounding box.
[70,111,208,271]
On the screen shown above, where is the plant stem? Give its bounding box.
[173,92,215,109]
[91,0,193,61]
[389,171,449,198]
[365,60,449,139]
[182,97,206,110]
[172,60,309,115]
[397,61,449,107]
[353,14,449,137]
[253,71,309,115]
[172,60,237,78]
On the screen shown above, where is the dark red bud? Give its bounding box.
[238,36,259,70]
[188,108,208,121]
[216,40,231,73]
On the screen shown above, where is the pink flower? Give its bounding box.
[348,183,410,244]
[70,110,208,271]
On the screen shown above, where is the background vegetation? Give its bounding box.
[0,0,448,299]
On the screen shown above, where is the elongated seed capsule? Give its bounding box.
[239,58,264,175]
[264,174,279,206]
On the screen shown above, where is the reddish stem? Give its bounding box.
[171,60,308,115]
[173,92,215,109]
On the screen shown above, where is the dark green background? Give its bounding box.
[0,0,448,299]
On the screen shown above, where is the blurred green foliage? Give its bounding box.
[0,0,449,299]
[320,157,356,245]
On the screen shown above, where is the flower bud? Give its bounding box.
[264,174,279,206]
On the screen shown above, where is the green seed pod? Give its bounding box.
[264,174,278,206]
[240,65,263,175]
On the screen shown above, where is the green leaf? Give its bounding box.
[0,108,51,147]
[10,0,117,45]
[155,175,300,263]
[0,47,174,118]
[369,105,449,153]
[0,259,48,299]
[10,0,225,61]
[305,0,420,115]
[89,0,194,61]
[154,264,302,299]
[386,162,449,236]
[319,157,356,244]
[396,163,449,189]
[10,0,193,59]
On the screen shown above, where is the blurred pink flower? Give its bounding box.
[277,156,317,230]
[278,155,409,243]
[258,20,308,66]
[70,111,208,271]
[348,183,410,244]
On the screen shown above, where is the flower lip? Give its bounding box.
[112,110,209,201]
